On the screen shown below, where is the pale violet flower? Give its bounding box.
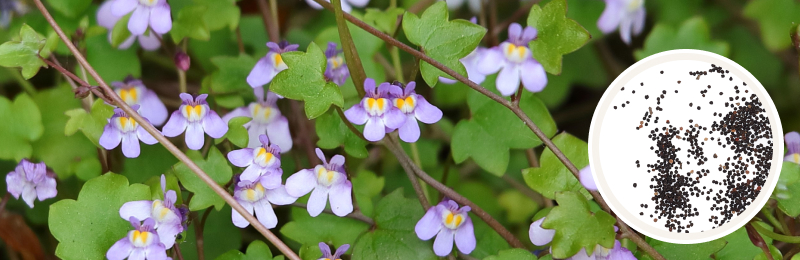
[530,220,635,260]
[317,243,350,260]
[598,0,645,44]
[106,217,168,260]
[111,0,172,36]
[344,78,406,142]
[528,217,555,246]
[478,23,547,96]
[231,174,297,229]
[222,89,292,152]
[285,148,353,217]
[324,42,349,86]
[100,105,159,158]
[304,0,369,13]
[442,0,481,14]
[97,0,160,50]
[5,159,56,208]
[162,93,228,150]
[0,0,27,29]
[118,175,185,249]
[579,166,597,191]
[785,132,800,163]
[227,134,282,185]
[390,81,443,143]
[111,76,168,125]
[415,199,476,256]
[247,41,299,88]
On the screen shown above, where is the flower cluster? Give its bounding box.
[248,41,299,88]
[345,79,442,142]
[97,0,161,50]
[5,159,57,208]
[286,148,353,217]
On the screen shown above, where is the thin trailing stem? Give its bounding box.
[194,209,212,260]
[173,244,184,260]
[0,192,9,213]
[747,223,775,260]
[390,47,404,83]
[256,0,279,42]
[306,2,664,258]
[387,137,431,211]
[336,106,365,140]
[751,220,800,243]
[32,1,300,259]
[330,0,367,96]
[41,58,112,103]
[409,141,432,202]
[235,26,245,53]
[290,203,375,225]
[761,207,787,234]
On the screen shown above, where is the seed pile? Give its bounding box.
[618,64,773,233]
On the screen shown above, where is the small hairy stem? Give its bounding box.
[330,0,367,96]
[290,203,375,225]
[777,209,792,236]
[194,209,212,260]
[0,193,9,213]
[512,84,523,107]
[33,1,301,259]
[761,207,787,234]
[384,135,523,248]
[41,58,90,86]
[268,0,279,33]
[178,69,187,93]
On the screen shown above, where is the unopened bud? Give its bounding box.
[174,51,190,71]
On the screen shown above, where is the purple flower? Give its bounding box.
[232,175,297,229]
[162,93,228,150]
[221,89,292,152]
[100,105,159,158]
[390,82,443,143]
[118,175,184,249]
[5,159,56,208]
[478,23,547,96]
[578,165,597,191]
[567,241,636,260]
[285,148,353,217]
[529,217,555,246]
[0,0,27,29]
[598,0,645,45]
[111,76,168,125]
[317,243,350,260]
[304,0,369,13]
[344,78,406,142]
[97,0,160,50]
[786,132,800,163]
[415,199,476,256]
[227,134,282,185]
[324,42,349,86]
[247,41,299,88]
[111,0,172,36]
[106,217,168,260]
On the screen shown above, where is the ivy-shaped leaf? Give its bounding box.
[270,42,344,119]
[206,54,257,107]
[743,0,800,51]
[49,173,151,260]
[0,24,48,79]
[522,132,591,200]
[0,92,43,161]
[171,5,211,42]
[364,7,405,34]
[483,249,538,260]
[315,109,368,158]
[542,191,616,258]
[527,0,591,75]
[196,0,240,31]
[773,162,800,217]
[216,116,251,148]
[280,207,370,247]
[402,1,485,86]
[173,147,232,211]
[65,99,114,148]
[110,13,132,48]
[452,85,557,176]
[634,17,729,60]
[646,236,726,260]
[215,240,275,260]
[351,171,385,217]
[352,189,437,260]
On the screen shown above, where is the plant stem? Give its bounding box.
[0,192,9,213]
[330,0,367,96]
[256,0,279,42]
[409,141,432,205]
[7,67,36,94]
[525,148,539,167]
[173,242,184,260]
[761,207,787,234]
[290,203,375,225]
[235,26,245,54]
[751,221,800,243]
[194,209,212,260]
[178,69,187,93]
[390,47,404,83]
[32,1,300,258]
[747,223,775,260]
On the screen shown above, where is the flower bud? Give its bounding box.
[174,51,190,71]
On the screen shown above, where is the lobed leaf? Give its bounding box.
[522,132,591,200]
[270,42,344,119]
[173,147,233,211]
[0,24,48,79]
[0,92,43,161]
[542,191,616,258]
[527,0,592,75]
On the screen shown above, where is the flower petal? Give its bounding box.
[266,116,293,153]
[246,123,266,148]
[139,90,168,125]
[454,218,476,254]
[143,240,168,260]
[362,78,377,95]
[202,111,228,138]
[241,164,266,183]
[415,206,443,240]
[344,104,369,125]
[619,13,634,44]
[232,200,254,228]
[399,115,420,143]
[155,222,181,249]
[128,6,149,35]
[307,185,330,217]
[529,217,555,246]
[347,0,369,7]
[227,148,254,167]
[97,0,119,29]
[363,117,386,142]
[100,124,122,150]
[162,111,187,137]
[507,23,522,42]
[112,0,138,16]
[382,108,406,129]
[433,228,455,256]
[496,65,521,96]
[520,60,547,93]
[786,132,800,154]
[129,248,146,260]
[254,198,278,228]
[149,4,172,34]
[476,48,503,74]
[304,0,324,9]
[284,169,317,197]
[247,57,276,88]
[119,200,152,221]
[185,123,205,150]
[579,166,597,191]
[597,0,624,34]
[414,96,443,124]
[21,184,36,208]
[5,170,24,198]
[329,180,353,216]
[137,126,158,145]
[265,185,298,205]
[121,133,141,158]
[222,108,251,123]
[106,237,134,260]
[632,8,646,36]
[137,33,161,51]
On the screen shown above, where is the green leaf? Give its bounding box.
[754,245,782,260]
[110,13,132,48]
[207,54,257,96]
[280,207,370,247]
[0,24,48,79]
[452,88,557,176]
[32,85,99,179]
[522,132,591,200]
[634,17,729,60]
[49,173,151,260]
[536,45,607,108]
[45,0,92,18]
[402,1,486,86]
[364,7,405,34]
[179,205,243,260]
[171,5,211,42]
[715,223,773,260]
[315,109,368,158]
[542,191,616,258]
[86,33,141,84]
[526,0,591,75]
[773,162,800,217]
[173,147,232,211]
[121,144,179,184]
[723,26,783,89]
[215,240,273,260]
[64,99,114,148]
[0,93,43,161]
[196,0,240,31]
[352,170,385,217]
[352,189,437,260]
[743,0,800,51]
[483,248,538,260]
[270,42,344,119]
[470,217,511,258]
[647,237,726,260]
[217,116,251,148]
[498,190,539,224]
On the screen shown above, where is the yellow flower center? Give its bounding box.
[150,200,179,224]
[138,0,157,6]
[115,116,138,133]
[364,98,389,116]
[394,96,416,114]
[627,0,643,12]
[253,147,276,167]
[130,230,153,247]
[243,182,267,202]
[270,52,288,71]
[181,104,207,122]
[117,87,140,105]
[329,56,344,69]
[315,165,340,187]
[249,103,278,124]
[501,42,530,63]
[441,209,465,230]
